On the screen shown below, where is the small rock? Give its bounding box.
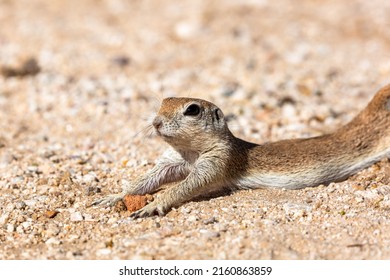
[107,217,118,224]
[187,215,198,222]
[24,199,37,208]
[174,21,198,39]
[16,215,25,223]
[379,196,390,209]
[203,217,218,225]
[45,237,61,245]
[27,165,39,173]
[355,190,381,201]
[5,204,15,212]
[70,212,83,222]
[0,152,14,165]
[59,171,73,185]
[180,207,191,214]
[85,186,101,195]
[105,239,114,248]
[11,176,24,185]
[296,84,312,96]
[45,210,59,218]
[0,213,9,225]
[6,224,15,233]
[199,229,220,239]
[1,57,41,78]
[281,103,297,119]
[123,194,153,212]
[15,201,26,210]
[283,203,312,220]
[355,197,364,203]
[22,221,31,230]
[46,224,60,237]
[122,238,137,247]
[83,214,96,222]
[96,248,112,256]
[111,55,131,67]
[82,173,98,184]
[16,225,24,234]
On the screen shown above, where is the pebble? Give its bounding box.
[83,214,96,222]
[0,213,10,225]
[96,248,112,256]
[107,217,118,224]
[122,238,137,247]
[70,212,83,222]
[22,221,31,230]
[199,229,220,239]
[82,173,98,184]
[180,207,191,214]
[6,224,15,233]
[15,201,26,210]
[111,55,131,67]
[379,196,390,209]
[283,203,311,219]
[16,215,25,223]
[174,21,198,39]
[203,217,218,225]
[355,190,381,201]
[45,237,61,245]
[27,166,39,173]
[45,210,59,218]
[11,176,24,185]
[355,197,364,203]
[187,215,198,222]
[24,200,37,208]
[0,152,14,166]
[46,224,60,237]
[281,104,297,119]
[16,226,24,234]
[6,204,15,212]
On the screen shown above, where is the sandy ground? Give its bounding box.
[0,0,389,259]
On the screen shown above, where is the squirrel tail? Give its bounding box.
[366,84,390,113]
[341,84,390,131]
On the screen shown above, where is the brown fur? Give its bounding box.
[93,85,390,217]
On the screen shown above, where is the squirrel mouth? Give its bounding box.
[155,129,171,138]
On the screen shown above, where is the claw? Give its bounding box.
[89,193,124,207]
[130,201,167,219]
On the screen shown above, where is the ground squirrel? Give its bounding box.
[93,85,390,218]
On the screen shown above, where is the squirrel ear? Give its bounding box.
[214,108,224,121]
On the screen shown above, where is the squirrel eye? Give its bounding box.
[184,104,201,116]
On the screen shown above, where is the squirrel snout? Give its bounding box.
[152,116,163,130]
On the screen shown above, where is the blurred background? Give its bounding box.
[1,0,390,143]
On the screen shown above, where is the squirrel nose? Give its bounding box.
[152,116,163,129]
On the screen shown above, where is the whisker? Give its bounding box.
[149,92,162,112]
[132,124,154,139]
[145,126,155,138]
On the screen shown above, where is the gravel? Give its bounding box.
[0,0,390,259]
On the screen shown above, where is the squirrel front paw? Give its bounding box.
[90,193,124,207]
[130,200,169,218]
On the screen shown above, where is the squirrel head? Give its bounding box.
[152,97,231,152]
